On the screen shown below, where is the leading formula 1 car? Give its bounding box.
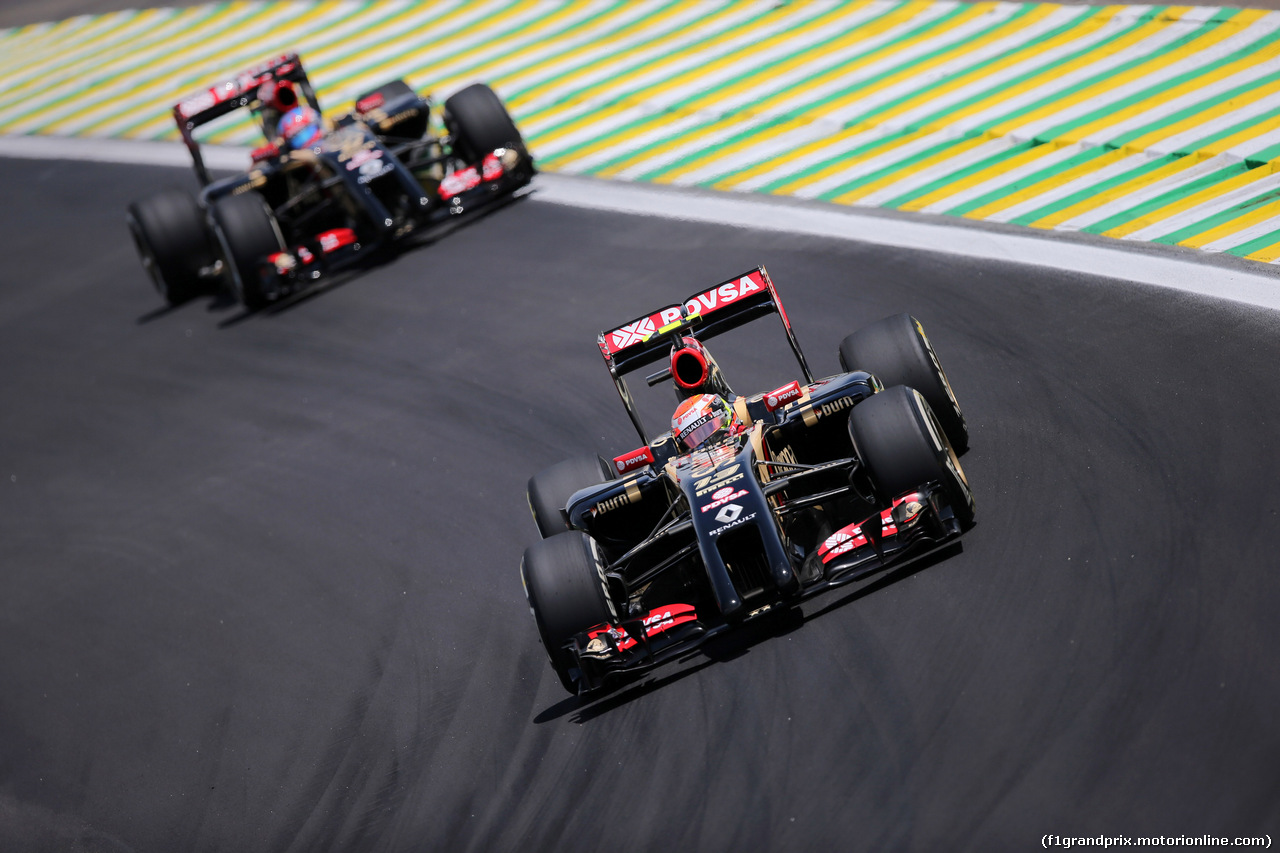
[521,267,974,694]
[126,53,534,310]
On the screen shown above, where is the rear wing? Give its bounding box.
[172,52,320,186]
[597,266,813,441]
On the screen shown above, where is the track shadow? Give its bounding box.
[533,606,809,724]
[135,303,181,324]
[535,540,965,723]
[220,190,532,323]
[802,540,964,624]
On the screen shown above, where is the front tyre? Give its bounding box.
[848,385,974,525]
[527,455,614,539]
[126,189,215,305]
[443,83,525,164]
[209,192,285,310]
[521,531,617,694]
[839,313,968,452]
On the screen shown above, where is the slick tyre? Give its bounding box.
[209,192,285,311]
[848,385,974,525]
[521,532,617,694]
[839,313,968,452]
[527,455,614,539]
[126,189,215,305]
[443,83,524,164]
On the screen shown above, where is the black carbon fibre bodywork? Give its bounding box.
[132,53,534,306]
[543,307,972,692]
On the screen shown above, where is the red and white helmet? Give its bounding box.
[672,393,739,452]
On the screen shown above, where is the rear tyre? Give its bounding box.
[527,455,614,538]
[848,385,974,525]
[209,193,285,310]
[521,531,617,694]
[443,83,524,164]
[126,189,215,305]
[839,313,968,452]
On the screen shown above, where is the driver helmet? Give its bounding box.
[278,104,323,150]
[672,393,740,452]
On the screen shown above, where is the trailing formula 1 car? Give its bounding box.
[521,267,974,694]
[126,53,534,310]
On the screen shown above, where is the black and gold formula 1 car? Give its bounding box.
[522,266,974,694]
[127,53,534,310]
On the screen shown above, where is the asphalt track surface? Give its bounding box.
[2,155,1279,852]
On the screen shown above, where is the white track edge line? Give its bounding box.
[4,134,1278,312]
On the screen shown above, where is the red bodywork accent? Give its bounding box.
[817,493,924,564]
[174,53,294,120]
[250,142,279,163]
[764,380,802,411]
[818,522,868,564]
[355,92,384,113]
[600,268,769,357]
[590,603,697,652]
[317,228,357,253]
[670,339,710,390]
[613,446,654,476]
[440,166,480,200]
[481,151,504,181]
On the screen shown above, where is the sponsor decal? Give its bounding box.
[714,503,743,524]
[317,228,356,253]
[356,92,384,113]
[613,446,654,475]
[591,481,641,517]
[175,55,294,120]
[818,522,868,564]
[249,143,278,163]
[297,246,314,264]
[177,88,219,119]
[440,166,481,199]
[700,488,748,513]
[588,603,697,652]
[346,148,380,170]
[327,128,376,162]
[610,316,657,350]
[694,463,743,497]
[481,151,504,181]
[879,507,897,538]
[819,396,854,417]
[601,269,767,355]
[765,381,802,411]
[709,510,755,537]
[682,272,764,319]
[357,157,393,184]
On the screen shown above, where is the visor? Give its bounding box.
[678,411,726,450]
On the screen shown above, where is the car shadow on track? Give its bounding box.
[534,540,965,725]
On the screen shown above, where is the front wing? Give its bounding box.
[562,482,965,693]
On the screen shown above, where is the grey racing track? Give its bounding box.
[1,156,1277,852]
